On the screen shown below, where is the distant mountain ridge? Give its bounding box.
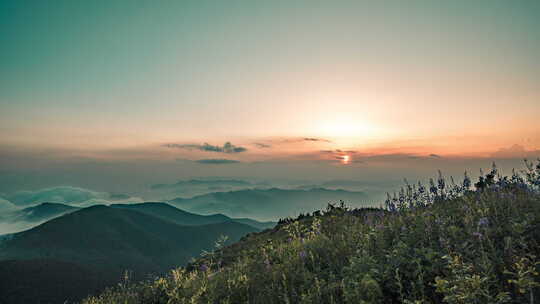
[169,187,371,220]
[0,201,276,235]
[111,202,232,226]
[110,202,277,230]
[150,179,252,190]
[10,202,79,223]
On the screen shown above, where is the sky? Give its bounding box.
[1,0,539,196]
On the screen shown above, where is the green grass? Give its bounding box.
[83,162,540,304]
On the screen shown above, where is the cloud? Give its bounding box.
[164,142,247,153]
[303,137,331,143]
[5,186,109,207]
[0,187,145,234]
[3,186,142,207]
[321,149,357,154]
[151,178,251,190]
[253,143,272,149]
[429,154,441,158]
[491,144,540,159]
[0,198,18,212]
[196,159,241,165]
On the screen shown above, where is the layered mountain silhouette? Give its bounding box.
[7,202,79,223]
[0,205,258,271]
[111,202,277,230]
[150,178,252,190]
[0,204,260,304]
[110,202,231,226]
[147,178,257,199]
[0,201,276,234]
[169,188,371,220]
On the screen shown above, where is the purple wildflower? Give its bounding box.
[299,251,307,259]
[463,171,471,190]
[199,264,208,272]
[472,232,483,239]
[478,217,489,226]
[264,258,271,270]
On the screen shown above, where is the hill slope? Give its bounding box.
[111,202,276,230]
[84,167,540,304]
[0,205,257,273]
[110,202,231,226]
[0,205,258,304]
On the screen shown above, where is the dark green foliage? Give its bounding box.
[0,259,113,304]
[83,161,540,304]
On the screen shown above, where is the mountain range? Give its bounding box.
[0,203,265,304]
[169,187,371,220]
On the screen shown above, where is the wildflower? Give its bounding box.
[199,264,208,272]
[429,178,438,195]
[472,232,483,239]
[418,181,425,194]
[437,170,446,191]
[478,217,489,227]
[264,258,271,270]
[299,251,307,259]
[463,171,471,190]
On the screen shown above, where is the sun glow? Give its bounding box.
[342,155,350,164]
[317,119,377,139]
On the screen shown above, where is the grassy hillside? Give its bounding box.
[230,218,277,230]
[84,161,540,304]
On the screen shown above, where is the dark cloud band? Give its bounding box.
[196,159,241,164]
[164,142,247,153]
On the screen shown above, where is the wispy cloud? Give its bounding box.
[321,149,357,154]
[303,137,331,143]
[164,142,247,153]
[196,159,241,164]
[253,142,272,149]
[491,144,540,159]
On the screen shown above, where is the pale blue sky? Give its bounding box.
[0,0,539,194]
